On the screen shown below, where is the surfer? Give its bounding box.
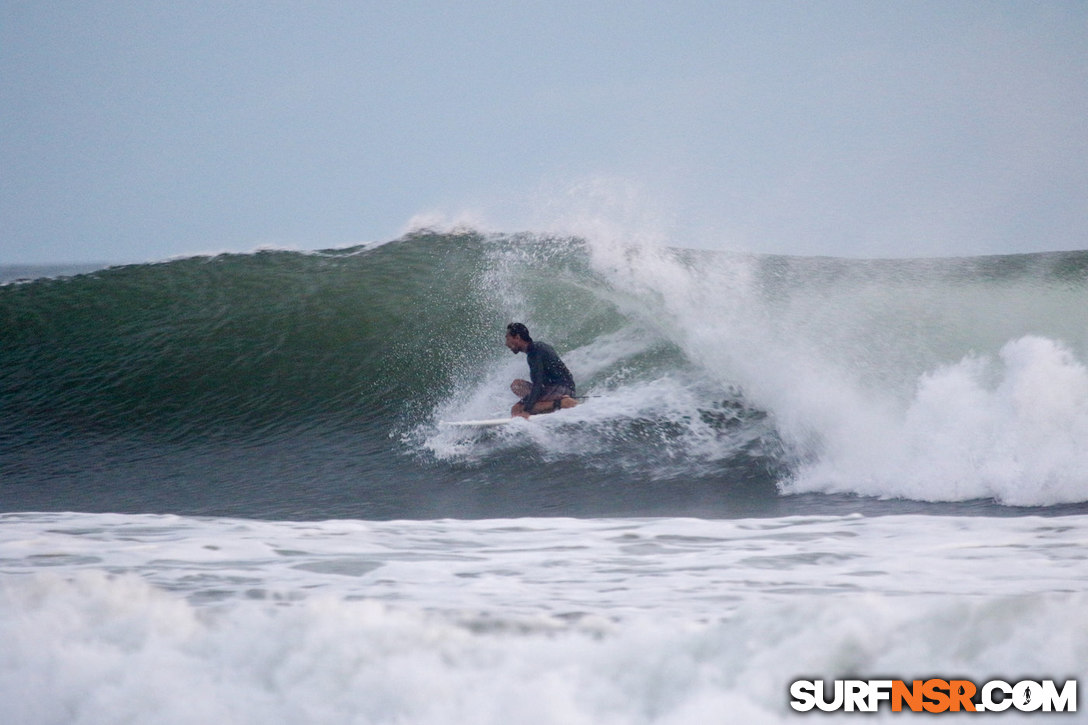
[504,322,577,418]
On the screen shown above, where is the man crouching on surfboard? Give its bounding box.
[504,322,577,418]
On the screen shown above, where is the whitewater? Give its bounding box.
[2,512,1086,724]
[2,230,1087,723]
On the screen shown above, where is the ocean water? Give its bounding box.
[2,232,1087,723]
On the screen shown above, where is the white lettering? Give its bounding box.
[815,680,844,712]
[789,680,816,712]
[793,677,1077,713]
[845,680,869,712]
[867,680,893,711]
[1041,680,1077,713]
[1014,681,1043,712]
[982,680,1013,712]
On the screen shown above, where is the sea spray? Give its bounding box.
[2,232,1086,516]
[553,235,1088,506]
[788,335,1088,505]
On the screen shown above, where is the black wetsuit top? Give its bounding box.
[523,341,576,411]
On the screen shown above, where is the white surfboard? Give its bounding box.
[439,417,515,428]
[440,405,582,428]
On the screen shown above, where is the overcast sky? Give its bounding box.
[3,1,1086,264]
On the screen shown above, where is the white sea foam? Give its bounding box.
[1,512,1085,724]
[546,231,1088,506]
[790,335,1088,504]
[410,221,1088,505]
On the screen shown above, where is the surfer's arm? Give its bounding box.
[521,350,546,411]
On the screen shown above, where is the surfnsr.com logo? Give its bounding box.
[790,679,1077,713]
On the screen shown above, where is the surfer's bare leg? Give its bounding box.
[511,380,530,417]
[510,380,578,417]
[512,395,578,418]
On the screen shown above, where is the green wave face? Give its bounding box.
[2,233,1086,517]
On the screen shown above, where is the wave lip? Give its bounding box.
[2,232,1087,515]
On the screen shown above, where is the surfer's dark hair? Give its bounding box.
[506,322,532,343]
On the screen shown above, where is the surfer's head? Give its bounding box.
[505,322,532,353]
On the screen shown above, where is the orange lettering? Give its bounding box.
[949,680,977,712]
[923,679,951,713]
[893,680,924,712]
